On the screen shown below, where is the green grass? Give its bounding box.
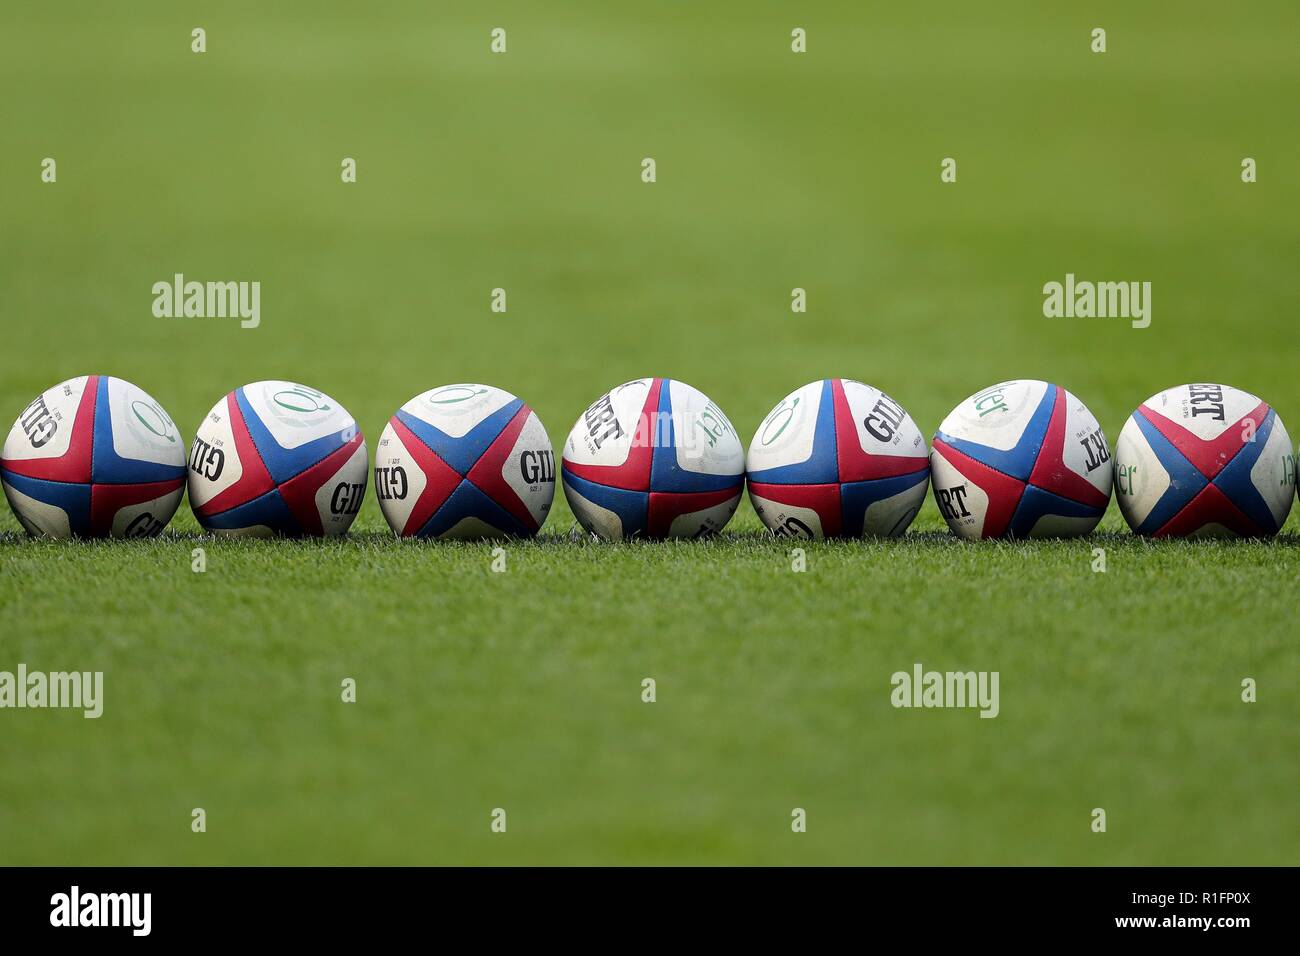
[2,1,1299,864]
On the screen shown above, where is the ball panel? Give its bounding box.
[188,393,272,515]
[94,481,185,538]
[935,382,1055,486]
[1007,485,1104,538]
[398,384,518,438]
[1021,510,1106,538]
[930,440,1022,540]
[1049,387,1113,503]
[1,375,96,483]
[1250,413,1295,528]
[745,380,836,485]
[562,471,646,540]
[1217,410,1293,532]
[463,404,539,531]
[99,376,185,481]
[1023,386,1111,508]
[748,379,826,481]
[239,381,357,453]
[1155,483,1260,538]
[836,380,929,480]
[374,421,429,536]
[236,382,359,486]
[661,492,742,538]
[1126,403,1236,535]
[377,417,460,536]
[192,487,291,536]
[418,480,531,539]
[1,475,87,538]
[277,434,368,536]
[649,424,743,492]
[1113,415,1174,531]
[395,396,523,476]
[843,471,930,537]
[646,486,742,538]
[1137,396,1269,480]
[562,378,658,479]
[491,408,555,532]
[746,482,835,538]
[661,379,745,483]
[433,514,514,540]
[935,380,1051,461]
[1140,384,1265,442]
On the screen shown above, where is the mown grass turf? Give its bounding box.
[2,1,1299,864]
[3,518,1299,865]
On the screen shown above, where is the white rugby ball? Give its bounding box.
[188,380,367,536]
[1114,383,1293,537]
[374,383,555,539]
[745,378,930,538]
[930,380,1112,539]
[561,377,745,539]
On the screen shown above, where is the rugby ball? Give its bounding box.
[188,380,367,536]
[1114,383,1293,537]
[561,378,744,539]
[374,383,555,539]
[746,379,929,538]
[1,375,186,538]
[931,380,1112,539]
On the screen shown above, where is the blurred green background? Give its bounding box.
[1,2,1297,864]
